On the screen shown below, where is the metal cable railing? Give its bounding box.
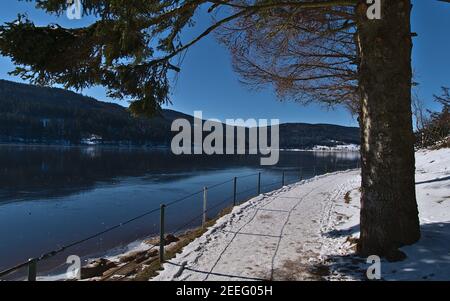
[0,162,359,281]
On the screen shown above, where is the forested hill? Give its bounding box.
[0,79,359,148]
[0,79,190,146]
[278,123,359,149]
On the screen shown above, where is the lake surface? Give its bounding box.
[0,145,359,278]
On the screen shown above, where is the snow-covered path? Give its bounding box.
[154,169,361,281]
[154,148,450,281]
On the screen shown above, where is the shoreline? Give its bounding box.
[79,171,356,281]
[0,145,360,281]
[0,142,360,153]
[38,210,236,281]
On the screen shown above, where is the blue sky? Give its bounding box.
[0,0,449,126]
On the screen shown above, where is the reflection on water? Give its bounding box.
[0,145,359,277]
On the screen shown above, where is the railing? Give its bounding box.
[0,162,360,281]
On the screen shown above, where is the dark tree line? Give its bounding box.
[0,80,360,147]
[0,80,173,145]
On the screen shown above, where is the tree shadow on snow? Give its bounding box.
[322,224,360,239]
[322,222,450,281]
[416,176,450,185]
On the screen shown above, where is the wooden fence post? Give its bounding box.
[257,173,261,195]
[28,258,37,281]
[159,204,166,263]
[203,187,208,227]
[233,177,237,206]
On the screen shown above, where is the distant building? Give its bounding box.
[81,134,103,145]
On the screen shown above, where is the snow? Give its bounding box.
[153,148,450,281]
[36,239,155,281]
[280,143,360,152]
[153,170,361,281]
[312,144,360,152]
[323,148,450,281]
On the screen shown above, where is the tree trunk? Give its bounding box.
[355,0,420,259]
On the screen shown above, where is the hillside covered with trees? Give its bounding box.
[0,80,359,148]
[0,80,191,146]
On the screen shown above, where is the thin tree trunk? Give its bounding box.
[355,0,420,259]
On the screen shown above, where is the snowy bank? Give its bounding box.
[280,143,360,152]
[153,148,449,281]
[312,144,360,152]
[324,148,450,281]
